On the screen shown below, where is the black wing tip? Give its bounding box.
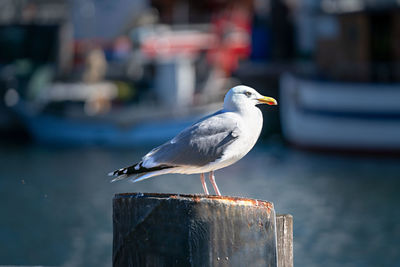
[108,167,129,177]
[108,162,176,183]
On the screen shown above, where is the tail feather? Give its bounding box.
[108,162,175,183]
[110,174,128,183]
[129,168,176,183]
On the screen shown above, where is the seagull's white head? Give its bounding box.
[223,85,277,112]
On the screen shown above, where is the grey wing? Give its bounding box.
[142,112,241,167]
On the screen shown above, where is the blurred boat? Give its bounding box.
[280,73,400,152]
[13,82,222,146]
[16,106,206,147]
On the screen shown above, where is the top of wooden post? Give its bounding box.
[114,192,274,211]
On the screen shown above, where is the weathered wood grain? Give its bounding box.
[113,193,293,267]
[112,193,280,267]
[276,214,293,267]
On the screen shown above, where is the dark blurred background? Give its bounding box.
[0,0,400,266]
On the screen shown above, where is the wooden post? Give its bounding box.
[276,214,293,267]
[113,193,292,267]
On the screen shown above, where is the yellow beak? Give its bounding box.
[257,96,278,105]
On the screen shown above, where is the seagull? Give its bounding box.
[108,85,277,196]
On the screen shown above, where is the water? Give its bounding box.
[0,141,399,266]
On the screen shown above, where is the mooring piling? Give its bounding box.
[113,193,293,267]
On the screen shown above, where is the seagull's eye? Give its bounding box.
[244,91,252,97]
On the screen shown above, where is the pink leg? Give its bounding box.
[200,173,209,195]
[209,171,221,196]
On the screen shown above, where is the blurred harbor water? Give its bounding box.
[0,140,400,267]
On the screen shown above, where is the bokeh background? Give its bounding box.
[0,0,400,266]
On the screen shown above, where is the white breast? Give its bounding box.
[204,107,264,172]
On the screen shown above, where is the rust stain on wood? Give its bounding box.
[115,193,273,214]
